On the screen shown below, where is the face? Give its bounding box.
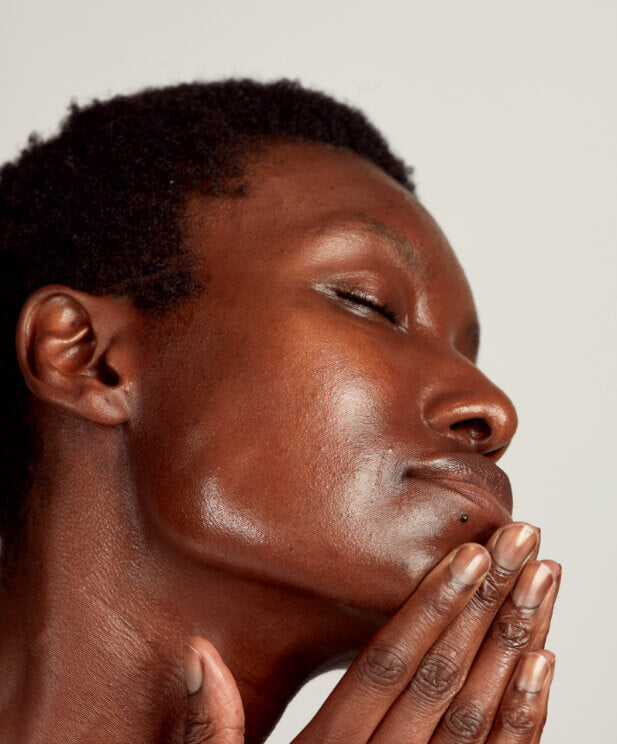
[132,142,518,617]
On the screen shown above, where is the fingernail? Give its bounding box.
[515,651,551,693]
[183,641,203,694]
[511,562,555,608]
[492,523,539,571]
[449,544,491,586]
[542,559,562,579]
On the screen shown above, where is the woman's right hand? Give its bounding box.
[181,521,561,744]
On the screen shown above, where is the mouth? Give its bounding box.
[404,454,513,525]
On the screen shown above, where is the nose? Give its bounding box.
[423,359,518,459]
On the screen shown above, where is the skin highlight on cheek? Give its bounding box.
[198,476,268,544]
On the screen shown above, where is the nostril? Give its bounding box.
[449,417,491,442]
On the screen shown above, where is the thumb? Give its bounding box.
[182,636,245,744]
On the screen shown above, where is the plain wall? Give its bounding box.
[1,1,615,741]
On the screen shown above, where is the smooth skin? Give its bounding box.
[0,142,560,743]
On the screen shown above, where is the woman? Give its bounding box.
[0,79,560,743]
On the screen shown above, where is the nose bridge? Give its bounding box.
[420,343,518,455]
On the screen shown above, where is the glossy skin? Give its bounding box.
[137,142,517,609]
[0,142,521,743]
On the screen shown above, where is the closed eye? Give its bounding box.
[336,289,399,325]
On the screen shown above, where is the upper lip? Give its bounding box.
[405,453,513,517]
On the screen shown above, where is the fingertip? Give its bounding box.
[183,641,203,695]
[185,635,217,659]
[184,636,242,706]
[183,636,225,692]
[541,560,562,579]
[449,542,491,586]
[182,638,246,742]
[537,648,556,668]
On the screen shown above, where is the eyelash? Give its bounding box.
[336,288,399,325]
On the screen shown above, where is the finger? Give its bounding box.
[528,655,555,744]
[367,522,540,743]
[292,542,491,744]
[182,636,245,744]
[526,563,560,651]
[431,560,559,744]
[485,650,555,744]
[533,561,562,648]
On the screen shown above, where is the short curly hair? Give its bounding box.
[0,78,415,567]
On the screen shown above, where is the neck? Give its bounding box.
[0,420,379,744]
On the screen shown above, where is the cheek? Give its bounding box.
[132,313,472,613]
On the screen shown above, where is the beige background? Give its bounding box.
[1,1,615,741]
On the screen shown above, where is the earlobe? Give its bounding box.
[15,284,142,426]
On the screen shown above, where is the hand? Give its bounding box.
[179,521,561,743]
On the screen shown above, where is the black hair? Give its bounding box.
[0,78,415,567]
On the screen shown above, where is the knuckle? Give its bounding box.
[473,571,505,606]
[407,648,461,703]
[492,613,533,650]
[497,704,536,736]
[423,582,460,621]
[354,645,409,692]
[441,700,489,743]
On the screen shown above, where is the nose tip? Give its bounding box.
[425,380,518,458]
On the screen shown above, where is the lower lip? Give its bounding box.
[416,477,512,527]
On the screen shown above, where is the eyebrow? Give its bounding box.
[316,214,422,273]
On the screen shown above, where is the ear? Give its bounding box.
[15,284,145,426]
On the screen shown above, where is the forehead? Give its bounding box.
[183,141,476,321]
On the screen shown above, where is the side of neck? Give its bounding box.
[0,436,378,743]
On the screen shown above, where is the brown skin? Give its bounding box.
[0,142,557,743]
